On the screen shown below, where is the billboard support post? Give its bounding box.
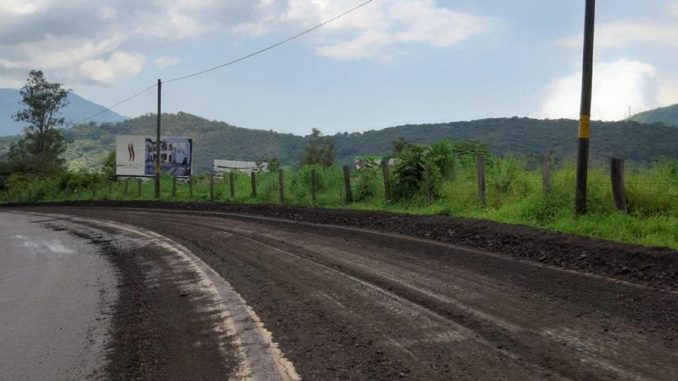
[155,78,162,199]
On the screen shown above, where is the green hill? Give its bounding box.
[628,103,678,127]
[2,112,677,173]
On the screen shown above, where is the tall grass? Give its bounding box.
[3,158,677,250]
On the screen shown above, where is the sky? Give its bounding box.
[1,0,677,135]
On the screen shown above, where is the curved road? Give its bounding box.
[2,207,678,380]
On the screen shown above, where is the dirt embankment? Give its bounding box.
[9,200,678,290]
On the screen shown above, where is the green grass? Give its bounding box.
[4,159,677,251]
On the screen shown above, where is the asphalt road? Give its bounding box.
[3,207,678,380]
[0,212,117,380]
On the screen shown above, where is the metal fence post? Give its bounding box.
[230,172,236,199]
[278,169,285,203]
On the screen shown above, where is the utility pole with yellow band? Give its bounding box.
[575,0,595,215]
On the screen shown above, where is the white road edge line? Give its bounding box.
[20,212,301,381]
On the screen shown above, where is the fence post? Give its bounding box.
[542,152,552,195]
[209,174,214,201]
[251,172,257,198]
[382,161,391,203]
[108,181,113,200]
[230,172,236,199]
[343,165,353,204]
[51,185,57,202]
[424,163,433,205]
[172,176,177,197]
[92,186,96,200]
[311,169,317,203]
[188,176,193,198]
[124,179,129,198]
[477,155,486,205]
[136,178,142,197]
[610,158,628,213]
[278,169,285,203]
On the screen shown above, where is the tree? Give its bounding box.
[391,136,409,155]
[301,128,335,167]
[6,70,70,176]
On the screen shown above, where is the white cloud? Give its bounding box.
[559,3,678,49]
[155,56,181,68]
[80,51,145,84]
[670,2,678,17]
[559,21,678,49]
[277,0,495,60]
[0,0,494,85]
[537,59,659,121]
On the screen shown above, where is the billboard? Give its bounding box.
[116,135,193,177]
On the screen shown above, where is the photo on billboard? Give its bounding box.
[144,137,193,177]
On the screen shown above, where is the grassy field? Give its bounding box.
[2,158,677,250]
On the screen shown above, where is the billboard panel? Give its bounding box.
[116,135,193,177]
[116,135,146,176]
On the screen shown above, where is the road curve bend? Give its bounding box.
[5,206,678,380]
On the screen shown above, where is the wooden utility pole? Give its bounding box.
[575,0,596,215]
[155,79,162,199]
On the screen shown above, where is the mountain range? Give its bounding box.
[0,92,676,173]
[0,89,127,136]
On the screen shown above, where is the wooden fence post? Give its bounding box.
[424,163,433,205]
[137,178,142,197]
[172,176,177,197]
[278,169,285,203]
[311,169,317,203]
[209,174,214,201]
[251,172,257,198]
[382,161,391,203]
[477,155,486,205]
[610,158,628,213]
[542,152,552,195]
[230,172,236,199]
[188,176,193,198]
[343,165,353,204]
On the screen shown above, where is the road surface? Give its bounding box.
[2,206,677,380]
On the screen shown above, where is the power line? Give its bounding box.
[165,0,374,84]
[83,83,157,122]
[80,0,374,122]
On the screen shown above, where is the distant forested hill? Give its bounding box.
[334,117,678,165]
[629,103,678,127]
[1,112,676,173]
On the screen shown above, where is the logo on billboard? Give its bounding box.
[128,142,136,162]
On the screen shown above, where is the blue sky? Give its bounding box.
[1,0,677,135]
